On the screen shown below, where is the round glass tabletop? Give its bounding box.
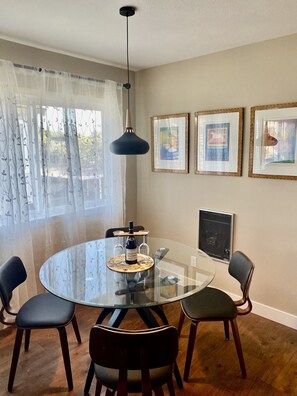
[39,237,215,309]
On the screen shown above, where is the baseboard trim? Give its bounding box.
[227,292,297,330]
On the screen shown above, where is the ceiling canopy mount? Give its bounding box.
[119,6,135,18]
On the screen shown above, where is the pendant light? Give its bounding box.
[110,6,149,155]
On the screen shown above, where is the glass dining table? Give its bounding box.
[39,236,215,393]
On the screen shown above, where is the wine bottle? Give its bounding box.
[125,221,137,264]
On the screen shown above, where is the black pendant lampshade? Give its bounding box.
[110,111,150,155]
[110,6,150,155]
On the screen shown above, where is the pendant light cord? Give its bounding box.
[110,6,150,154]
[126,14,130,111]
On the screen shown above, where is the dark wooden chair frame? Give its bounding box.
[0,256,81,392]
[177,251,255,381]
[89,324,178,396]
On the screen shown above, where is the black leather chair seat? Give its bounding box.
[16,293,75,329]
[94,364,174,392]
[182,287,237,321]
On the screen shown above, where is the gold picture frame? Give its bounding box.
[194,107,243,176]
[151,113,189,173]
[249,102,297,180]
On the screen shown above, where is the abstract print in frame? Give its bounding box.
[195,108,243,176]
[151,113,189,173]
[249,102,297,179]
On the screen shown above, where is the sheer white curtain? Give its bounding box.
[0,59,125,313]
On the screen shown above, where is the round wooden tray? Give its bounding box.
[107,253,154,273]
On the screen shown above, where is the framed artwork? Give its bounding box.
[198,209,234,263]
[151,113,189,173]
[194,107,243,176]
[249,102,297,179]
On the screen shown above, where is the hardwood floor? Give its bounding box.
[0,302,297,395]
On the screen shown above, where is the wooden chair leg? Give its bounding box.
[230,319,247,378]
[8,328,24,392]
[183,321,198,381]
[105,388,116,396]
[224,320,230,340]
[24,329,31,351]
[154,387,164,395]
[173,361,183,389]
[84,361,95,394]
[94,380,102,396]
[71,314,81,343]
[58,327,73,390]
[177,310,185,336]
[167,378,176,396]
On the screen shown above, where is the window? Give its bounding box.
[0,61,124,228]
[19,105,105,219]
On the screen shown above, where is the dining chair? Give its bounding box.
[178,251,255,381]
[0,256,81,392]
[89,324,178,396]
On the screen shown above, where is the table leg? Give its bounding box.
[107,308,128,327]
[150,305,169,325]
[95,308,114,324]
[136,307,160,327]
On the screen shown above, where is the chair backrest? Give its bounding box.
[0,256,27,324]
[105,225,145,238]
[89,324,178,393]
[228,251,255,315]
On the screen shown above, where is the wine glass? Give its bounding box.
[113,231,124,256]
[138,234,149,256]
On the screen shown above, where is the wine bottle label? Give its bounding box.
[125,248,137,263]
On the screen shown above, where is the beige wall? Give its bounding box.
[0,38,137,223]
[135,33,297,317]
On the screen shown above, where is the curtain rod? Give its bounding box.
[13,63,123,87]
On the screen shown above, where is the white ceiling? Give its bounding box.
[1,0,297,71]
